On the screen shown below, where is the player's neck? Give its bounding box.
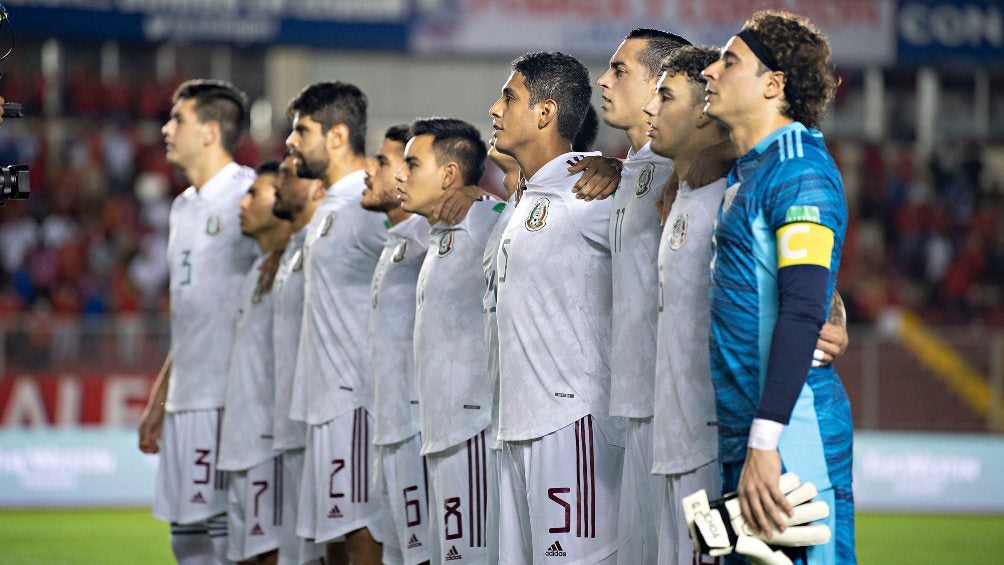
[292,199,321,232]
[626,124,650,154]
[255,223,292,254]
[385,206,411,226]
[187,152,233,190]
[728,112,794,157]
[322,153,368,188]
[514,137,573,180]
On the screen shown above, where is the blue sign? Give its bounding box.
[0,428,157,507]
[897,0,1004,64]
[3,0,410,50]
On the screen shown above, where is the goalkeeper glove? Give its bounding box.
[681,472,831,565]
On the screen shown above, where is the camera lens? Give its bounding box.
[0,164,30,200]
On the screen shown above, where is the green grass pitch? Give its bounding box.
[0,509,1002,563]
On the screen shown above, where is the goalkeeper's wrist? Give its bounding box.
[748,418,784,451]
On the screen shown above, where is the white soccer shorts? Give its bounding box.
[426,427,493,564]
[658,459,722,565]
[226,456,284,561]
[297,407,382,544]
[153,409,229,525]
[377,433,432,565]
[617,417,664,564]
[499,415,624,564]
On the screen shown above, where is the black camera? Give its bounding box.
[0,102,28,202]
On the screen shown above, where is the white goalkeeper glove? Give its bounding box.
[681,472,831,565]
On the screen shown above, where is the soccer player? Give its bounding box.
[217,161,293,565]
[594,28,690,563]
[271,155,326,565]
[702,10,855,563]
[395,117,502,564]
[490,51,622,563]
[284,81,389,564]
[362,124,433,565]
[138,79,257,564]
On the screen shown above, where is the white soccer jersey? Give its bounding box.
[608,143,675,419]
[166,162,258,411]
[272,228,308,451]
[219,252,279,472]
[370,214,431,446]
[495,151,619,442]
[651,178,727,475]
[482,196,515,451]
[414,199,505,455]
[293,170,388,425]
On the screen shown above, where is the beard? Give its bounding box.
[295,152,329,180]
[272,197,303,221]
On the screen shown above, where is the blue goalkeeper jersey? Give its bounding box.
[709,122,851,493]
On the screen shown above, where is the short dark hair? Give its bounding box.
[742,10,839,128]
[624,28,692,80]
[572,104,599,152]
[287,81,368,155]
[410,118,487,186]
[255,160,281,176]
[661,46,721,105]
[511,52,591,142]
[384,124,411,145]
[173,79,248,154]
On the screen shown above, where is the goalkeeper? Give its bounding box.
[701,9,856,564]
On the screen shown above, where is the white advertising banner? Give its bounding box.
[411,0,896,65]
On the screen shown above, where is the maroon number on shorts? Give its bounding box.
[329,459,345,499]
[193,448,212,484]
[547,487,572,533]
[404,485,422,527]
[252,480,268,517]
[444,496,463,540]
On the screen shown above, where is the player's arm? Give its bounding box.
[740,215,837,538]
[814,291,848,366]
[656,171,680,225]
[138,353,171,454]
[568,156,623,201]
[682,137,736,188]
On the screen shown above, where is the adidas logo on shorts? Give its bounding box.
[250,524,264,536]
[407,533,422,548]
[445,544,462,561]
[328,505,343,518]
[545,540,567,557]
[190,491,206,504]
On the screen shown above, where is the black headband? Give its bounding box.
[737,28,779,72]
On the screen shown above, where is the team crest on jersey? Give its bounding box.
[722,182,741,212]
[291,250,304,272]
[525,197,550,231]
[437,231,454,256]
[635,163,656,197]
[669,212,688,251]
[205,215,221,235]
[393,241,408,263]
[320,213,335,237]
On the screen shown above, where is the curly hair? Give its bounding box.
[661,45,721,105]
[743,10,839,128]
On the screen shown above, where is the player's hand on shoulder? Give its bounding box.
[685,138,736,188]
[656,172,680,225]
[430,185,485,225]
[738,448,794,539]
[814,323,848,366]
[569,156,622,201]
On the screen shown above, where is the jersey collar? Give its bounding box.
[189,162,242,202]
[325,169,367,201]
[731,122,810,184]
[391,213,430,244]
[526,151,603,188]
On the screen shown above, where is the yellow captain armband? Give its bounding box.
[776,222,834,269]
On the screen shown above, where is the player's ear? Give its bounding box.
[326,123,349,152]
[763,70,786,102]
[537,98,559,131]
[202,119,221,148]
[441,162,460,188]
